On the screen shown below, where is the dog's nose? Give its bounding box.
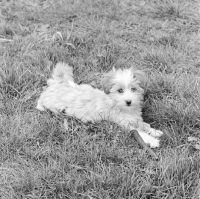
[126,100,132,106]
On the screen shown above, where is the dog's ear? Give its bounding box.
[101,69,115,94]
[131,67,146,88]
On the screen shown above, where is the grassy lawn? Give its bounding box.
[0,0,200,198]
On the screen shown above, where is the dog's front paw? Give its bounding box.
[148,137,160,148]
[139,131,160,148]
[149,129,163,138]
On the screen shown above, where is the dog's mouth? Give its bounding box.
[122,104,132,108]
[125,101,132,106]
[126,104,131,107]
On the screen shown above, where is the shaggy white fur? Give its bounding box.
[37,63,163,148]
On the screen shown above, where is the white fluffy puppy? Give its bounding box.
[37,63,163,148]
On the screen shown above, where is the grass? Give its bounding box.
[0,0,200,198]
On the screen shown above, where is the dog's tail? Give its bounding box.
[47,62,74,85]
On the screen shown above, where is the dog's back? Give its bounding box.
[47,62,74,85]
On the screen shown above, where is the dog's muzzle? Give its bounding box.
[126,100,132,106]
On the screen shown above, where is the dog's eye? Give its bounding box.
[131,88,137,92]
[118,89,123,93]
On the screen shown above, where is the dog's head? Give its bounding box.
[102,67,145,109]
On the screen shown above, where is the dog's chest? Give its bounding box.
[112,107,142,121]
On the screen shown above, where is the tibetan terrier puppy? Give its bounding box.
[37,63,163,148]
